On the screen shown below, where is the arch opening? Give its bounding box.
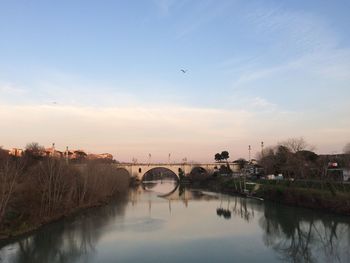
[189,166,209,182]
[190,166,208,177]
[142,167,179,195]
[142,167,179,182]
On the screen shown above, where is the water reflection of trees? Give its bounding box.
[216,195,232,219]
[214,195,350,262]
[231,196,255,222]
[259,203,350,263]
[2,195,128,263]
[216,196,256,222]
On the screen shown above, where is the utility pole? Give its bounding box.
[248,145,251,162]
[261,141,264,156]
[65,146,69,164]
[52,142,55,157]
[168,153,171,164]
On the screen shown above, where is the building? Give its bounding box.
[243,162,264,177]
[87,153,113,161]
[72,150,88,160]
[44,147,63,158]
[321,154,350,181]
[8,148,23,157]
[327,164,350,181]
[64,149,74,160]
[343,169,350,181]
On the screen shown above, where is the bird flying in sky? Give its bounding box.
[181,69,187,73]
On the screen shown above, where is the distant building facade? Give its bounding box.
[9,148,23,157]
[321,154,350,181]
[87,153,113,160]
[45,147,63,158]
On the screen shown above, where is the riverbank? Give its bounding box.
[187,176,350,216]
[0,159,130,242]
[0,192,127,242]
[254,183,350,215]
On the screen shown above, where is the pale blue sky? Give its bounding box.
[0,0,349,161]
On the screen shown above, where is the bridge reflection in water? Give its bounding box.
[135,180,219,213]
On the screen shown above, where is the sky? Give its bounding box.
[0,0,349,162]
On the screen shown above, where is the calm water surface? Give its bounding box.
[1,180,350,263]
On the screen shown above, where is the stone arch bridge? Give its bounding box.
[114,162,239,181]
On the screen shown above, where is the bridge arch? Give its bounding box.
[190,166,209,176]
[141,167,180,182]
[114,163,220,181]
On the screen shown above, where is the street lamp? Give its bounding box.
[248,145,251,162]
[148,153,152,164]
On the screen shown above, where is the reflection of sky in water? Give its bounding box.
[1,182,350,263]
[108,217,166,233]
[142,180,178,195]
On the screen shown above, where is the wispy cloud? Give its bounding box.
[175,0,234,39]
[221,5,350,98]
[249,97,276,111]
[0,104,254,162]
[245,5,338,54]
[0,82,26,95]
[0,69,151,107]
[2,102,348,161]
[231,47,350,89]
[223,1,350,88]
[290,49,350,80]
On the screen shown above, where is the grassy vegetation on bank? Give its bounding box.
[256,179,350,193]
[187,174,350,215]
[255,183,350,215]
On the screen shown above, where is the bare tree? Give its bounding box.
[76,162,128,207]
[279,137,308,153]
[258,146,277,175]
[0,156,23,224]
[32,158,76,217]
[25,142,45,156]
[258,140,320,179]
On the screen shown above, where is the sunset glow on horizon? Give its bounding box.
[1,1,349,162]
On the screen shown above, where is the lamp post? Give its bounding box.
[52,142,55,157]
[148,153,152,165]
[248,145,251,162]
[65,146,69,164]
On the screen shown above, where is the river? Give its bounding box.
[1,180,350,263]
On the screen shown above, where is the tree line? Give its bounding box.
[0,142,129,237]
[212,138,350,180]
[259,138,350,180]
